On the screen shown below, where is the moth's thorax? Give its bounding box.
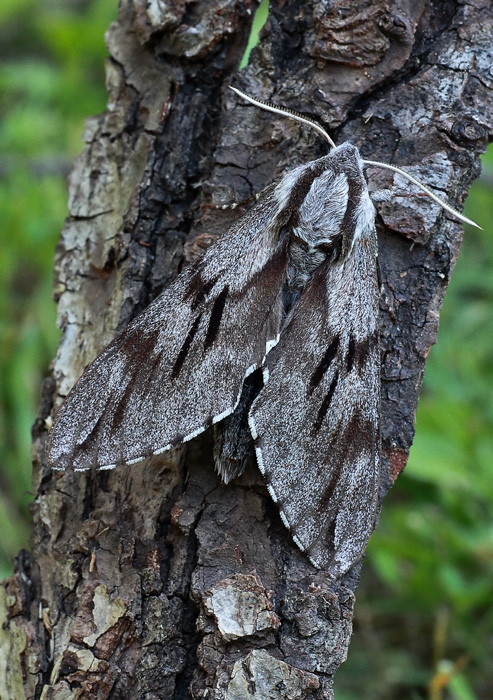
[277,142,375,289]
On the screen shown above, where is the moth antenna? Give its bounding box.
[229,86,337,149]
[363,159,482,230]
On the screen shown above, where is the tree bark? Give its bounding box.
[2,1,492,698]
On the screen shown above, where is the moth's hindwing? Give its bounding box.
[47,190,289,471]
[249,149,381,576]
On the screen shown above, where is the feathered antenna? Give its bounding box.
[230,86,481,230]
[229,86,337,148]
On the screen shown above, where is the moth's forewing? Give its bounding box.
[47,191,289,471]
[249,145,381,576]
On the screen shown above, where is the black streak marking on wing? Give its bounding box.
[119,327,160,358]
[110,381,138,435]
[311,370,339,435]
[285,161,328,213]
[171,314,202,379]
[344,410,375,453]
[355,334,377,373]
[347,335,356,373]
[204,286,229,351]
[347,334,378,375]
[324,518,337,552]
[316,456,345,515]
[74,413,105,466]
[309,337,340,394]
[185,274,219,311]
[111,348,165,433]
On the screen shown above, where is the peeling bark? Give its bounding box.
[1,0,492,698]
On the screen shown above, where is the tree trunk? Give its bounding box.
[2,1,492,698]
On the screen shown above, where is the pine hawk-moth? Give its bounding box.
[46,87,478,577]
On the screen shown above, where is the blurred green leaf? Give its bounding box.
[239,0,269,69]
[0,0,111,575]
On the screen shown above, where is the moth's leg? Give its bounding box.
[370,189,392,204]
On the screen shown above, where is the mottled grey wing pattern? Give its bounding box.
[47,191,288,471]
[249,225,381,576]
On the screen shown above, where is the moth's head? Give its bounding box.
[327,144,376,253]
[327,142,365,180]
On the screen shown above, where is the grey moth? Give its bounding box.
[46,88,478,577]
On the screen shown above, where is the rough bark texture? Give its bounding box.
[1,1,492,698]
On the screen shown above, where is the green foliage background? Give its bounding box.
[0,2,491,698]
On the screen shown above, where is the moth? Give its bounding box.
[47,87,478,577]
